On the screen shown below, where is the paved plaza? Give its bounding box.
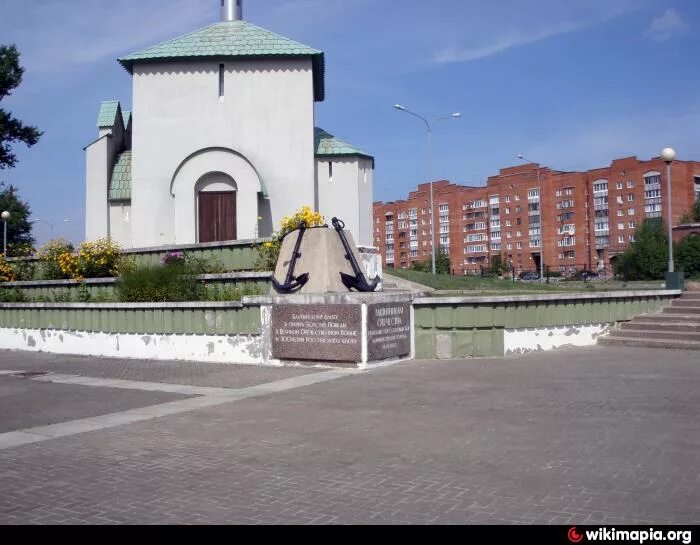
[0,346,698,525]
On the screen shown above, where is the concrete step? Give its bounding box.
[612,328,700,341]
[621,321,700,333]
[672,299,700,307]
[664,306,700,314]
[598,336,700,350]
[633,313,700,324]
[681,292,700,299]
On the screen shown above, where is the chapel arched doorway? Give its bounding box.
[196,172,237,243]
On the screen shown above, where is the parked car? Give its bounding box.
[571,270,599,280]
[518,271,540,281]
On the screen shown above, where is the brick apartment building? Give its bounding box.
[372,156,700,276]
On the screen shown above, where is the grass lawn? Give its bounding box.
[386,268,666,295]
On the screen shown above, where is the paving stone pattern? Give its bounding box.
[0,351,319,389]
[0,346,698,524]
[0,376,188,434]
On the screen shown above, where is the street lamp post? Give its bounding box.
[517,154,545,282]
[31,218,71,239]
[1,211,10,256]
[395,105,461,274]
[661,147,676,274]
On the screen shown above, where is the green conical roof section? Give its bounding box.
[119,21,325,101]
[315,128,373,160]
[109,151,132,201]
[97,100,121,128]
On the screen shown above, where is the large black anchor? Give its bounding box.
[332,217,380,292]
[271,221,310,293]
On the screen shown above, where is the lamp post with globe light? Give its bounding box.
[661,147,683,289]
[394,105,461,275]
[1,210,10,256]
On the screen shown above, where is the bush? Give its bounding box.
[255,206,325,271]
[0,253,15,282]
[615,219,668,280]
[72,238,122,279]
[184,253,225,275]
[202,283,264,302]
[116,264,204,302]
[677,235,700,278]
[0,288,26,302]
[37,238,74,280]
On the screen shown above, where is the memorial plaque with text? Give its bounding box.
[367,302,411,361]
[272,304,362,363]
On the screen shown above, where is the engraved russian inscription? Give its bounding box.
[367,302,411,361]
[272,304,362,362]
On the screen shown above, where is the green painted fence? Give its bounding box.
[0,302,262,336]
[413,290,680,359]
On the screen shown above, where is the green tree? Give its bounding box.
[0,183,34,249]
[435,247,451,275]
[615,219,668,280]
[679,200,700,224]
[676,235,700,278]
[0,45,42,170]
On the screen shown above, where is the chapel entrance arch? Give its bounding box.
[196,172,237,243]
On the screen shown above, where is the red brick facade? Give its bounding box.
[373,156,700,276]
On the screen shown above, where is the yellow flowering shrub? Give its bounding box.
[38,238,123,281]
[37,239,74,280]
[255,206,325,271]
[0,253,16,283]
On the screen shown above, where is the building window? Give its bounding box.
[627,180,634,188]
[628,221,637,229]
[439,204,449,213]
[618,223,625,230]
[516,242,522,249]
[629,235,635,242]
[219,63,225,99]
[616,181,623,190]
[628,208,635,216]
[627,194,634,202]
[617,210,623,217]
[618,235,624,243]
[694,176,700,201]
[505,208,511,215]
[515,195,521,201]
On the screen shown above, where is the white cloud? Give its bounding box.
[646,9,689,42]
[4,0,213,73]
[434,20,585,64]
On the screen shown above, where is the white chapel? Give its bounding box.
[85,0,374,249]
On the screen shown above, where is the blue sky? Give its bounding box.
[1,0,698,244]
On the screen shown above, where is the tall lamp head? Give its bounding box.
[661,147,676,163]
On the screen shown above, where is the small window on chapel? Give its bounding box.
[328,161,333,182]
[219,64,225,100]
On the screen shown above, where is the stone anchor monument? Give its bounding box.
[267,217,413,367]
[271,218,380,295]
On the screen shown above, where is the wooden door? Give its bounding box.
[198,192,236,243]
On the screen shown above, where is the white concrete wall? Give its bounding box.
[504,323,613,355]
[85,136,115,241]
[0,328,264,366]
[108,202,132,248]
[130,58,316,246]
[316,157,374,247]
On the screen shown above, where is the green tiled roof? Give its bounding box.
[119,21,325,101]
[109,151,132,201]
[97,100,120,128]
[122,110,131,128]
[315,128,373,159]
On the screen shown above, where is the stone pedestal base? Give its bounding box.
[256,293,414,368]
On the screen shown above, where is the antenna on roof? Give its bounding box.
[221,0,242,21]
